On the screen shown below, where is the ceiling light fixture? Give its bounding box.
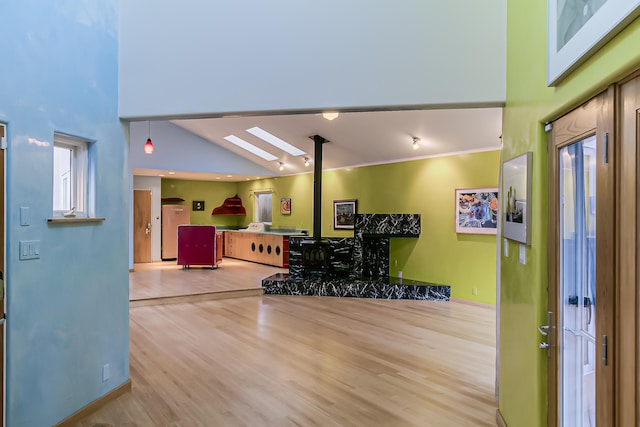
[278,162,285,171]
[412,137,421,150]
[304,157,310,167]
[246,127,305,156]
[322,112,339,121]
[224,134,278,161]
[144,121,154,154]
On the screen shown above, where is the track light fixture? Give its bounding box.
[412,137,420,150]
[278,161,285,171]
[304,157,310,167]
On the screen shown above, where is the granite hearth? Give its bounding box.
[262,273,450,300]
[262,214,451,301]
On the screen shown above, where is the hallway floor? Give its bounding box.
[74,259,497,426]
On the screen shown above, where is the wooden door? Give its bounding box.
[547,89,615,426]
[616,71,640,425]
[133,190,152,263]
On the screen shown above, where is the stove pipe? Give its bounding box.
[310,135,328,240]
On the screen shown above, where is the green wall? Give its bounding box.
[176,150,500,304]
[500,2,640,426]
[161,179,244,228]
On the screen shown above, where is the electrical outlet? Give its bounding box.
[102,364,110,382]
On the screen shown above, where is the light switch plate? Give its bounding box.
[20,207,29,226]
[19,240,40,260]
[519,244,526,264]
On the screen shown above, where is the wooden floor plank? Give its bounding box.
[77,291,497,426]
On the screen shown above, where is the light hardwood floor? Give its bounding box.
[80,261,497,426]
[130,259,286,302]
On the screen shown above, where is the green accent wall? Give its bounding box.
[170,150,501,304]
[161,179,244,228]
[500,2,640,426]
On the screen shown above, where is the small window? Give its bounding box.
[255,192,272,224]
[53,133,90,217]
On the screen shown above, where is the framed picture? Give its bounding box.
[455,188,499,235]
[334,199,357,230]
[503,152,533,245]
[547,0,640,86]
[192,200,205,211]
[280,197,291,215]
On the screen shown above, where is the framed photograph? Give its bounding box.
[334,199,357,230]
[280,197,291,215]
[547,0,640,86]
[455,188,499,235]
[503,152,533,245]
[192,200,205,211]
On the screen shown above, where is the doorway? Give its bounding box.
[133,190,152,263]
[547,89,615,425]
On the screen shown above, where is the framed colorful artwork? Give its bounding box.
[455,188,499,234]
[280,197,291,215]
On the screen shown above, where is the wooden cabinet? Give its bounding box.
[224,231,290,267]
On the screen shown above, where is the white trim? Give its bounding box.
[272,146,503,178]
[53,133,90,217]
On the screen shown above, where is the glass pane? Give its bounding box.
[559,135,596,426]
[257,193,272,223]
[53,146,72,211]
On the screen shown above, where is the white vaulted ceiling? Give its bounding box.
[139,107,502,180]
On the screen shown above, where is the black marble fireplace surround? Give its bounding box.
[262,214,450,301]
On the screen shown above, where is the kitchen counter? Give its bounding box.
[224,230,306,267]
[228,228,308,236]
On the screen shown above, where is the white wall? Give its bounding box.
[133,175,162,262]
[119,1,506,118]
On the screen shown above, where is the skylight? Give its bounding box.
[246,126,305,156]
[223,135,278,161]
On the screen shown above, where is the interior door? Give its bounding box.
[547,89,615,426]
[133,190,152,263]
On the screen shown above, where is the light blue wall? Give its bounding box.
[130,121,275,176]
[0,1,129,426]
[119,0,506,118]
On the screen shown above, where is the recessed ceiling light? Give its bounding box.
[168,171,176,175]
[246,127,305,156]
[226,175,232,178]
[215,177,221,180]
[224,134,278,161]
[159,174,165,177]
[322,112,339,121]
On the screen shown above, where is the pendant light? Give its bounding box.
[144,121,154,154]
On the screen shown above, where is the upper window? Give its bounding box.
[53,133,90,217]
[255,192,272,224]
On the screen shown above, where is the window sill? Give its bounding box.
[47,217,105,224]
